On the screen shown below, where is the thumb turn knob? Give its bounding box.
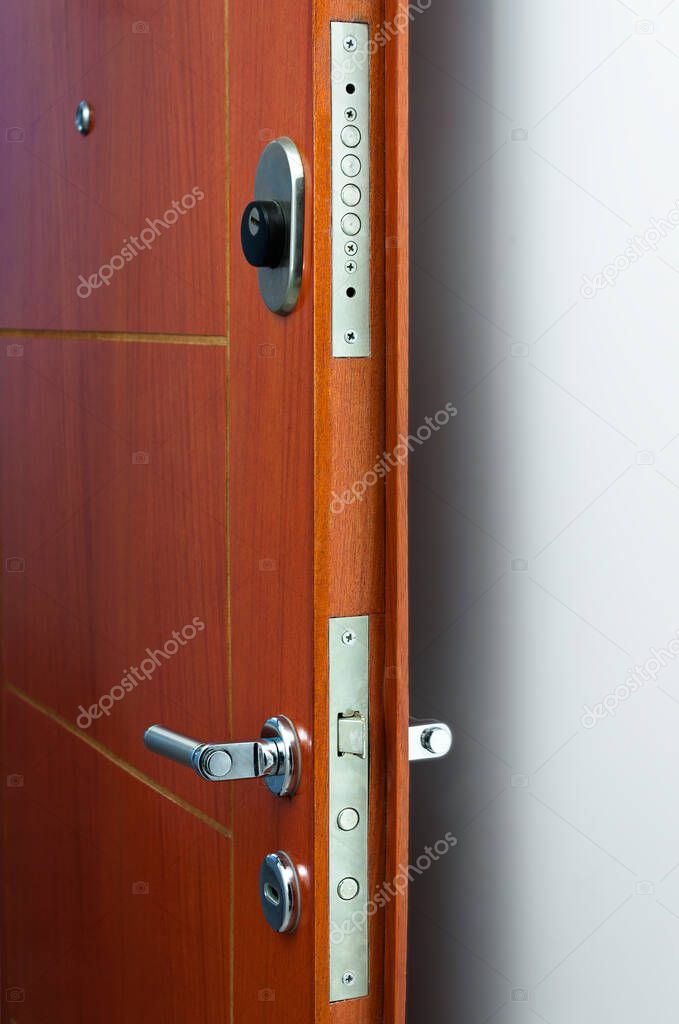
[241,200,287,269]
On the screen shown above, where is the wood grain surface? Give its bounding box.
[0,0,227,335]
[312,3,408,1023]
[1,1,409,1021]
[383,2,411,1020]
[1,335,233,1021]
[228,1,316,1021]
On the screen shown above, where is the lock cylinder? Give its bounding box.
[259,851,301,934]
[240,200,287,269]
[239,137,304,315]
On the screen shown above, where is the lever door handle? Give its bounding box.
[144,715,301,797]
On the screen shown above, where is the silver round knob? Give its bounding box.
[337,807,360,832]
[421,725,452,757]
[75,100,93,136]
[203,749,232,778]
[337,876,360,901]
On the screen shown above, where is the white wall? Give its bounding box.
[408,2,679,1020]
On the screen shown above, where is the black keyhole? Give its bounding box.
[264,883,281,906]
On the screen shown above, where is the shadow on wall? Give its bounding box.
[409,2,679,1022]
[409,6,507,1020]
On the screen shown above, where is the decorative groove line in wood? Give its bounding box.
[0,329,228,346]
[5,683,233,840]
[224,5,234,1022]
[383,2,411,1020]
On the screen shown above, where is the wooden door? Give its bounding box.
[0,2,408,1022]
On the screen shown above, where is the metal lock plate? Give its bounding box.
[259,851,301,934]
[331,22,371,357]
[328,616,369,1001]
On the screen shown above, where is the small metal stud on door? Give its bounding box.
[75,100,93,136]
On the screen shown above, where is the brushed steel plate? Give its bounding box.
[328,615,369,1001]
[331,22,371,357]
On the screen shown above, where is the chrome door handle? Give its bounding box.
[408,720,454,762]
[144,715,301,797]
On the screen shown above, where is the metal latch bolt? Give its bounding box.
[337,711,366,757]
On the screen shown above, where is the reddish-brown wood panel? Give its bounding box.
[1,336,231,825]
[228,1,316,1020]
[1,3,409,1022]
[2,691,232,1023]
[311,2,409,1024]
[0,0,226,335]
[383,1,410,1019]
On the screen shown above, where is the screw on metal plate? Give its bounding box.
[343,35,357,51]
[343,330,357,346]
[342,971,356,987]
[75,100,93,136]
[341,629,357,645]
